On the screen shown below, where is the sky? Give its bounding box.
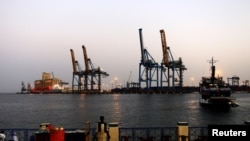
[1,0,250,92]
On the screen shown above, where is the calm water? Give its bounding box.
[0,92,250,129]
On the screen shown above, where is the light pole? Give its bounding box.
[191,77,194,87]
[114,77,118,88]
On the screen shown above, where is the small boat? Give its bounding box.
[199,57,239,109]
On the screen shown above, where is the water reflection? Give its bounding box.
[112,94,121,121]
[79,94,86,109]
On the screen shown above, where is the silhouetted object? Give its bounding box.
[0,130,6,141]
[96,116,110,141]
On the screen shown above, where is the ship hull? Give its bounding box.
[30,89,63,94]
[199,96,238,109]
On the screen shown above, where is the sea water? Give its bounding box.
[0,92,249,129]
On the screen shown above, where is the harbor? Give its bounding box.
[18,28,250,95]
[2,1,250,141]
[67,29,189,94]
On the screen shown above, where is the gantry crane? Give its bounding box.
[82,45,109,92]
[70,49,84,93]
[82,45,89,90]
[159,29,187,91]
[70,45,109,93]
[138,28,159,90]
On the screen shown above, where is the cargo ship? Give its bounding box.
[22,72,70,94]
[199,57,239,108]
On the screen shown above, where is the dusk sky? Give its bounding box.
[1,0,250,92]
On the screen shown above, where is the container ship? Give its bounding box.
[24,72,70,94]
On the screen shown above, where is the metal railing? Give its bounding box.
[118,127,207,141]
[0,127,207,141]
[0,128,37,141]
[118,127,177,141]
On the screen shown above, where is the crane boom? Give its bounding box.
[82,45,90,73]
[160,29,169,66]
[70,49,77,74]
[139,28,145,64]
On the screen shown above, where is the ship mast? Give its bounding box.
[208,57,218,84]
